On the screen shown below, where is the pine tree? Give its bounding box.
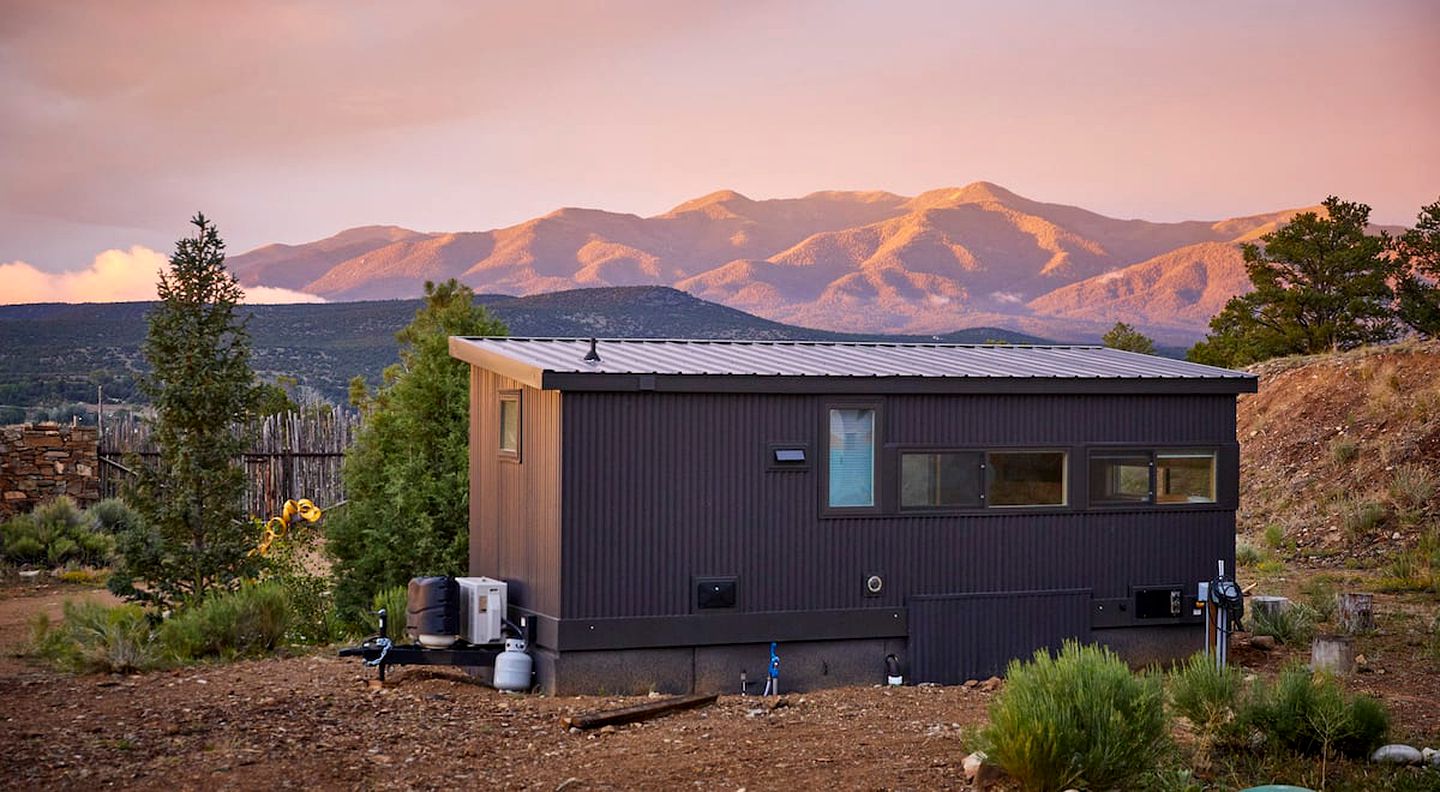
[1188,197,1398,367]
[1101,322,1157,355]
[326,279,507,617]
[110,214,259,607]
[1395,198,1440,337]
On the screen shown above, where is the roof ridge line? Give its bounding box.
[455,336,1105,350]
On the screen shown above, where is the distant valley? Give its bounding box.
[227,182,1349,344]
[0,287,1053,414]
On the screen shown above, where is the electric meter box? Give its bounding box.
[456,576,506,645]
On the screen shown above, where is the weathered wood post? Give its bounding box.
[1336,592,1374,634]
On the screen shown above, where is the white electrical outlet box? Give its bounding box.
[456,576,506,645]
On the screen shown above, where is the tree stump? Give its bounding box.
[1336,592,1375,634]
[1250,595,1291,620]
[1311,634,1355,675]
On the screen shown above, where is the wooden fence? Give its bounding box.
[99,409,359,518]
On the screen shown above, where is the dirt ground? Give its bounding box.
[2,575,1437,792]
[0,580,993,791]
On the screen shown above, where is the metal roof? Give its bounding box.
[448,337,1258,395]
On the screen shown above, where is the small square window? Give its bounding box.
[499,391,521,459]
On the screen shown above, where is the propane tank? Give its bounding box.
[493,638,532,692]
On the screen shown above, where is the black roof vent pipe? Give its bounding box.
[584,337,601,363]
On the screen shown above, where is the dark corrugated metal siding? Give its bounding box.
[909,590,1093,683]
[561,391,1237,619]
[469,369,563,615]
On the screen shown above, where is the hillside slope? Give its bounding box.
[1237,341,1440,565]
[0,287,1051,412]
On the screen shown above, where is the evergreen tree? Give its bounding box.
[1187,197,1398,367]
[1101,322,1157,355]
[326,279,506,617]
[1395,198,1440,337]
[110,214,259,607]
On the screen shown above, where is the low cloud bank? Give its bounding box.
[0,247,324,305]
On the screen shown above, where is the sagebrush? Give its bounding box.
[977,641,1169,792]
[1,496,115,568]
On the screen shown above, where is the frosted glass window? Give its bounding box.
[828,408,875,508]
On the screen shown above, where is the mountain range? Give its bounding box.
[229,182,1340,344]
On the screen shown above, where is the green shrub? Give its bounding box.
[1,496,115,568]
[158,582,292,661]
[1329,437,1358,464]
[1388,463,1437,516]
[1167,653,1242,744]
[255,518,348,646]
[89,498,144,535]
[1262,523,1286,550]
[31,600,162,673]
[372,585,409,641]
[1250,603,1318,645]
[1298,575,1339,622]
[977,641,1169,791]
[1254,557,1287,575]
[1241,666,1388,759]
[1338,497,1388,537]
[1236,542,1263,567]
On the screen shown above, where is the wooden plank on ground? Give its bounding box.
[560,693,719,731]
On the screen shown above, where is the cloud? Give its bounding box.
[0,247,324,305]
[989,291,1025,304]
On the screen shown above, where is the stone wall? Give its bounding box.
[0,423,100,519]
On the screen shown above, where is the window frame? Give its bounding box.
[820,400,883,517]
[1085,447,1219,508]
[984,448,1070,509]
[498,389,522,462]
[897,449,986,512]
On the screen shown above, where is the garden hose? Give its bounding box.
[250,498,326,557]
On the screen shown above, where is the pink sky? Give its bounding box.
[1,0,1437,275]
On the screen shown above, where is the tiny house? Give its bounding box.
[447,337,1257,695]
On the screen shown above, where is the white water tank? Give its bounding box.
[456,576,506,645]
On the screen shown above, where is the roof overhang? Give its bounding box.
[448,335,546,389]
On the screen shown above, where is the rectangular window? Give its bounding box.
[1157,452,1216,503]
[828,408,875,508]
[901,452,983,509]
[987,451,1067,507]
[1089,453,1151,504]
[499,391,520,459]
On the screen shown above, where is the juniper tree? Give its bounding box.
[1189,197,1398,367]
[1395,198,1440,337]
[326,279,506,618]
[1101,322,1157,355]
[110,214,260,607]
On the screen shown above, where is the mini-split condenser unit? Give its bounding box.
[456,576,506,645]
